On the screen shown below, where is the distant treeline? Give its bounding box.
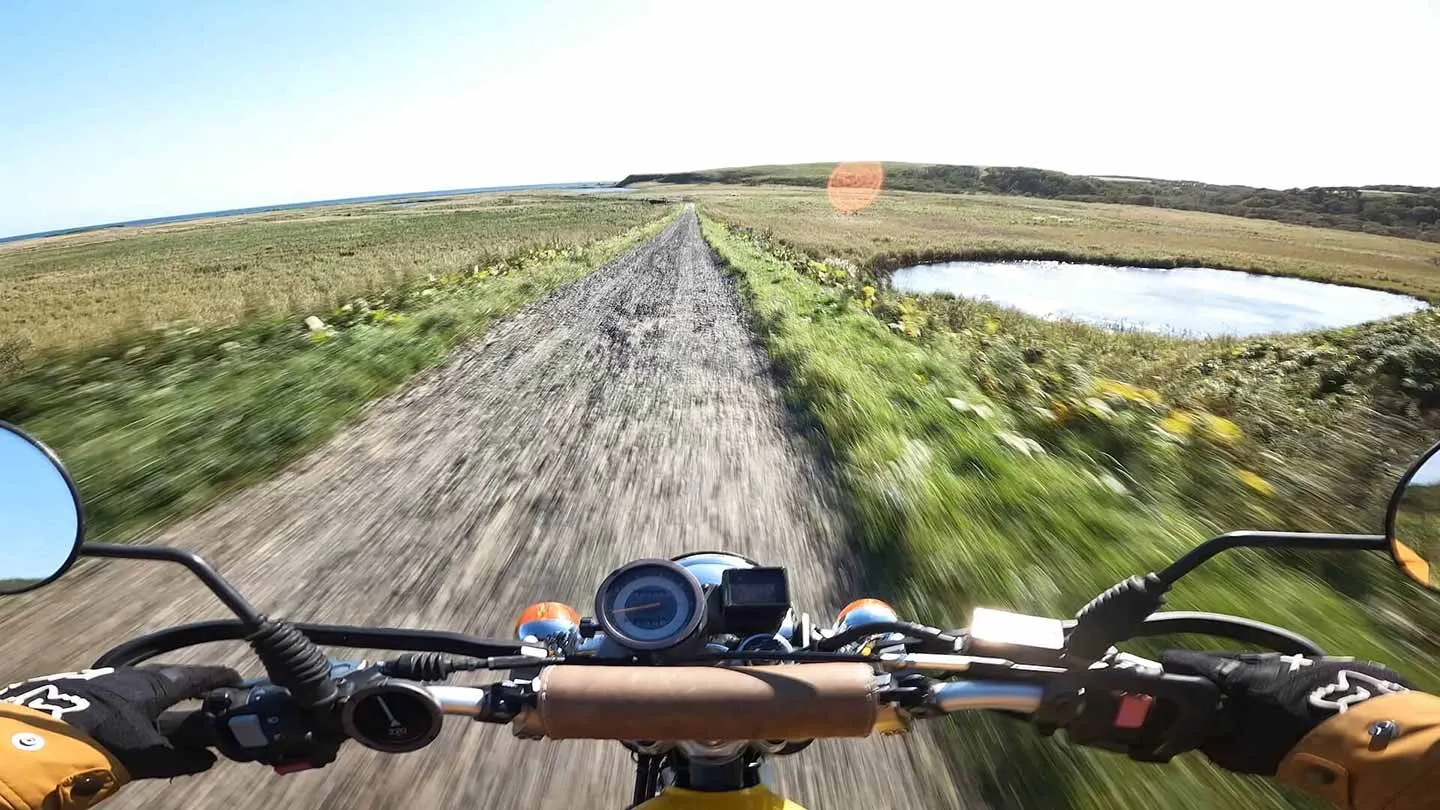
[620,163,1440,242]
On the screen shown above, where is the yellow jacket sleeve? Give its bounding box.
[0,705,128,810]
[1278,691,1440,810]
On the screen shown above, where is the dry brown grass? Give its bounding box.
[0,192,663,356]
[670,184,1440,299]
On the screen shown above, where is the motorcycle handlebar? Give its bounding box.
[515,663,882,740]
[157,675,1045,760]
[426,684,492,717]
[159,665,1210,766]
[929,680,1044,714]
[420,675,1046,733]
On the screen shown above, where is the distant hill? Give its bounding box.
[0,578,41,591]
[620,162,1440,242]
[0,181,620,245]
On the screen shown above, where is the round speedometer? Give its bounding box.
[596,559,706,651]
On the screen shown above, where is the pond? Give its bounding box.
[890,260,1428,338]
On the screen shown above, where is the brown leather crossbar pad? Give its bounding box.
[531,663,879,740]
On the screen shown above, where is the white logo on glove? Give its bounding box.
[1309,670,1409,713]
[1,668,113,694]
[1279,655,1314,672]
[1,685,92,719]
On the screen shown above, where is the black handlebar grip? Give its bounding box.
[1049,668,1223,762]
[158,708,220,751]
[1137,672,1224,762]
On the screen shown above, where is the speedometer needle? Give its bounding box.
[377,697,401,728]
[613,602,663,614]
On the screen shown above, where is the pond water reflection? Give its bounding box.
[891,260,1427,338]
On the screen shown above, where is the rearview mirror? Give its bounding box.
[0,422,84,594]
[1386,442,1440,591]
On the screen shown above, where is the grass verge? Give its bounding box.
[694,185,1440,534]
[1,211,676,540]
[701,214,1438,810]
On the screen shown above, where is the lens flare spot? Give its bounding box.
[827,162,884,213]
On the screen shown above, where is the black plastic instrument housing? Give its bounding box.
[719,567,790,636]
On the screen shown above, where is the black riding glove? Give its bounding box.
[0,665,241,779]
[1160,650,1412,775]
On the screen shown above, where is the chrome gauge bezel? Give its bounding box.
[595,559,707,651]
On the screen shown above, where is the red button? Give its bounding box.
[1114,693,1154,729]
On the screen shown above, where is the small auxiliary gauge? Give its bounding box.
[595,559,707,651]
[340,681,444,753]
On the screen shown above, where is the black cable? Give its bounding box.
[654,651,878,664]
[94,620,522,668]
[379,653,487,680]
[811,621,956,652]
[1132,611,1325,656]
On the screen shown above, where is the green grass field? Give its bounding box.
[696,182,1440,810]
[1,196,676,539]
[0,193,669,360]
[687,183,1440,521]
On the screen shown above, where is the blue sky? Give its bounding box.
[1412,456,1440,487]
[0,429,79,582]
[2,0,1437,237]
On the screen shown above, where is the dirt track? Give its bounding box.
[0,208,972,808]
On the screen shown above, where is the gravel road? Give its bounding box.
[0,208,972,808]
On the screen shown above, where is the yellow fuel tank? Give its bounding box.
[634,786,804,810]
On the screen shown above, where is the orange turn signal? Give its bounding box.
[514,601,580,638]
[835,598,898,629]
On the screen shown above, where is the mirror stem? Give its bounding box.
[80,543,265,628]
[78,543,336,706]
[1068,531,1389,661]
[1156,531,1387,587]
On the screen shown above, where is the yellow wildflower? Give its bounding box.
[1097,378,1163,405]
[1159,410,1193,437]
[1200,414,1243,445]
[1236,469,1276,497]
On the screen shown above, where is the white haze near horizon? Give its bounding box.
[1,0,1436,237]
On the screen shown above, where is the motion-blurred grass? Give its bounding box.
[695,185,1440,531]
[0,193,668,359]
[701,212,1440,810]
[1,203,676,540]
